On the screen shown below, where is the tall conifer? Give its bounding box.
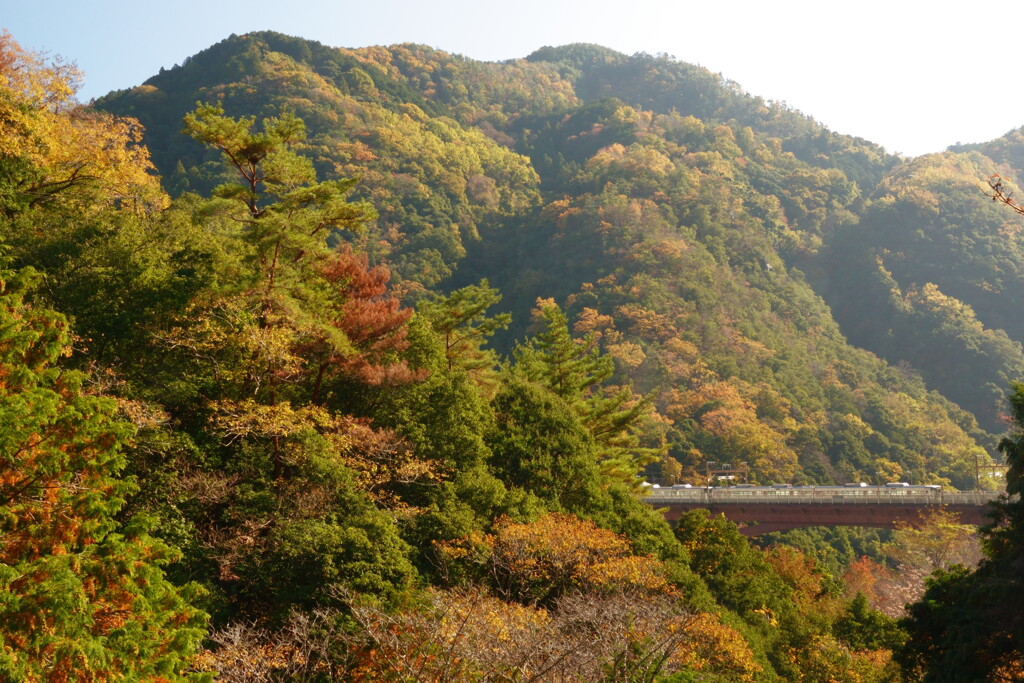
[0,266,206,680]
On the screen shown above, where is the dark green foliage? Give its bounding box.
[4,197,223,365]
[515,300,615,401]
[898,566,993,681]
[240,484,417,614]
[487,376,604,510]
[416,279,511,389]
[835,593,905,652]
[514,300,657,483]
[379,370,494,473]
[675,510,791,619]
[897,382,1024,680]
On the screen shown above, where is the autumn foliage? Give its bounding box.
[435,513,675,604]
[0,31,165,211]
[0,28,984,681]
[0,268,205,680]
[307,245,422,390]
[199,516,761,682]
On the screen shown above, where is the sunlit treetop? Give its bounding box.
[0,31,166,212]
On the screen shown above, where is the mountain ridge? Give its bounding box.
[92,30,1024,488]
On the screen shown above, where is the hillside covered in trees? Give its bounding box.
[94,31,1024,489]
[4,28,1024,680]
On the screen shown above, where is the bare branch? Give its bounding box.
[988,174,1024,215]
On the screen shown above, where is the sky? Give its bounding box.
[4,0,1021,158]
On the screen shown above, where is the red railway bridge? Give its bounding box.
[643,488,998,537]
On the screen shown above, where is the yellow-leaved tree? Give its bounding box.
[0,31,166,212]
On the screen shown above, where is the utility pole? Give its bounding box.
[705,461,749,486]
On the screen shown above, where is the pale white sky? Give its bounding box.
[4,0,1019,157]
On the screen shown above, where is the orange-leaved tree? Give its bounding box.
[436,512,675,605]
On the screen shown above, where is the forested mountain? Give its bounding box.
[5,28,1024,680]
[95,30,1012,490]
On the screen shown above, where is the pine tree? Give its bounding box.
[179,103,382,478]
[418,280,511,394]
[513,299,657,484]
[183,101,376,330]
[157,106,422,620]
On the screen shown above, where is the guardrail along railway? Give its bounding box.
[642,485,999,537]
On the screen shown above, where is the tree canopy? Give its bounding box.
[5,27,1023,680]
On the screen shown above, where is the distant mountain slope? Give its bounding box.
[813,150,1024,430]
[95,31,1018,488]
[96,32,544,286]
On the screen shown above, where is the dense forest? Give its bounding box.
[3,28,1024,680]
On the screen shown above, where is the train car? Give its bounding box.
[648,483,942,500]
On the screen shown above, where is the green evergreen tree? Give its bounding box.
[418,279,510,392]
[0,266,206,680]
[183,102,376,331]
[513,299,656,484]
[514,300,613,401]
[487,376,604,512]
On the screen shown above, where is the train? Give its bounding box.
[644,482,943,499]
